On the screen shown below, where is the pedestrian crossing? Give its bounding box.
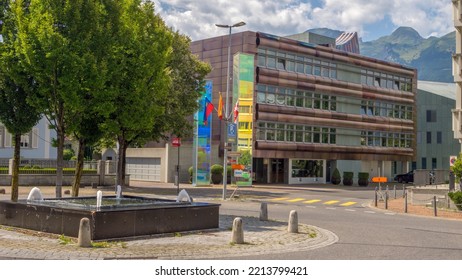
[269,197,359,207]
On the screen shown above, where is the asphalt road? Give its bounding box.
[214,186,462,260]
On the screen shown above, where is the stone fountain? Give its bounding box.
[0,187,220,240]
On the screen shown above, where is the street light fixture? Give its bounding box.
[215,21,246,200]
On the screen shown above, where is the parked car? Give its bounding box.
[394,171,414,183]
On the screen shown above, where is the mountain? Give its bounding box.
[308,27,455,83]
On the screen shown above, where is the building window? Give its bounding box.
[437,131,442,144]
[426,132,431,144]
[256,122,336,145]
[432,158,437,169]
[360,130,413,148]
[422,158,427,169]
[426,110,436,122]
[0,125,4,148]
[291,160,324,178]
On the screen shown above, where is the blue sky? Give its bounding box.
[154,0,453,42]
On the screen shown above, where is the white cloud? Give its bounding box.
[154,0,454,41]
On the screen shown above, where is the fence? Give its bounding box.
[0,159,120,186]
[374,184,462,217]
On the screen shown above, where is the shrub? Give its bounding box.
[358,172,369,187]
[343,172,353,186]
[331,168,341,185]
[210,164,223,184]
[448,191,462,210]
[63,149,75,161]
[188,166,194,183]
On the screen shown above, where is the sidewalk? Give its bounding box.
[0,184,338,260]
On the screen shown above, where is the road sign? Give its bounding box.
[227,123,237,142]
[371,177,387,183]
[228,151,241,157]
[172,137,181,147]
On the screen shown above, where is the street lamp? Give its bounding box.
[215,21,246,200]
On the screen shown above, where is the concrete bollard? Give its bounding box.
[288,210,298,233]
[78,218,92,247]
[260,202,268,221]
[231,217,244,244]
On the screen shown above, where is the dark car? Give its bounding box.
[394,171,414,183]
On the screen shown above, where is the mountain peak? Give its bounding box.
[388,26,423,44]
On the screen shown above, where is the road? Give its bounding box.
[215,185,462,259]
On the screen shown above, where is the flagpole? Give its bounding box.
[215,21,246,200]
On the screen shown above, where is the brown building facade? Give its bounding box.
[191,31,416,184]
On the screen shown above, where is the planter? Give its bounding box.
[343,172,354,186]
[211,173,222,184]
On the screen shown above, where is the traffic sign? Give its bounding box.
[172,137,181,147]
[228,123,236,138]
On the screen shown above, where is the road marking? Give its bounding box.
[384,212,396,215]
[345,209,356,212]
[323,200,340,205]
[339,202,357,207]
[271,197,289,201]
[364,211,376,214]
[304,199,321,204]
[305,205,317,209]
[287,198,305,203]
[326,207,337,210]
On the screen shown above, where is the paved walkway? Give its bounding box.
[0,184,338,260]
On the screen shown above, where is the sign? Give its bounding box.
[172,137,181,147]
[371,177,387,183]
[227,123,237,143]
[450,155,457,167]
[234,170,243,177]
[227,151,241,157]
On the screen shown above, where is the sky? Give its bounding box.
[153,0,454,42]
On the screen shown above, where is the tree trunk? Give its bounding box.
[116,135,129,187]
[71,138,85,197]
[55,124,64,198]
[10,133,21,202]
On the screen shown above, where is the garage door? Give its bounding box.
[126,157,161,181]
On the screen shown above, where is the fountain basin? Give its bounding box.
[0,195,220,240]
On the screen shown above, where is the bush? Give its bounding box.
[448,191,462,210]
[63,148,75,161]
[188,166,194,183]
[331,168,341,185]
[358,172,369,187]
[343,172,353,186]
[210,164,223,184]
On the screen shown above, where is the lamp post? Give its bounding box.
[215,21,246,200]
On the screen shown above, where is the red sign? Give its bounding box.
[172,137,181,147]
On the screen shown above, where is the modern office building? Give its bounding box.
[415,81,460,172]
[190,30,417,184]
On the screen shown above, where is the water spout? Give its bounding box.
[96,190,102,210]
[176,189,193,203]
[116,185,122,199]
[27,187,44,201]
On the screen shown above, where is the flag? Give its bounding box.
[217,93,223,120]
[233,100,239,124]
[203,97,214,125]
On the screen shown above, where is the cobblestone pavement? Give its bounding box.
[0,185,338,260]
[0,212,338,260]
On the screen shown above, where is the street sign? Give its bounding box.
[227,151,241,157]
[227,123,237,138]
[172,137,181,147]
[371,177,387,183]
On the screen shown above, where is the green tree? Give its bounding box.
[101,0,173,186]
[0,0,42,201]
[14,0,109,197]
[452,153,462,182]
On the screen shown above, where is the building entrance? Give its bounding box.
[271,159,285,183]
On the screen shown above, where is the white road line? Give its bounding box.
[305,205,317,209]
[384,212,396,215]
[326,207,337,210]
[364,211,376,214]
[345,209,356,212]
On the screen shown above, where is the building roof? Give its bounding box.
[417,80,456,100]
